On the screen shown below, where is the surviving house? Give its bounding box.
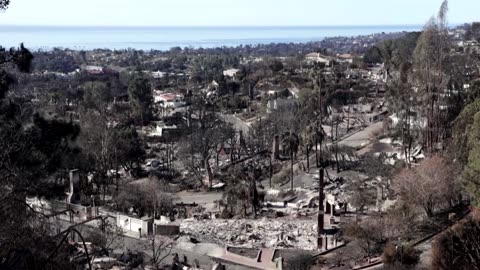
[337,53,354,64]
[153,92,185,108]
[154,121,179,138]
[267,98,296,113]
[223,68,241,80]
[84,65,104,75]
[151,71,166,79]
[305,53,334,66]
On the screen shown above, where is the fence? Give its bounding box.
[28,197,179,238]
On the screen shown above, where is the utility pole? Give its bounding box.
[314,66,325,250]
[269,154,273,188]
[318,160,324,250]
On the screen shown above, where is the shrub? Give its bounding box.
[344,217,387,257]
[382,242,420,269]
[272,169,290,185]
[432,217,480,270]
[284,254,315,270]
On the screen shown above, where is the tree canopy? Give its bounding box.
[128,74,153,125]
[0,43,80,268]
[0,0,9,10]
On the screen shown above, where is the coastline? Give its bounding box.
[0,25,423,52]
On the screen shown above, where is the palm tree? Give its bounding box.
[301,124,316,172]
[331,114,344,172]
[308,119,326,168]
[282,131,300,190]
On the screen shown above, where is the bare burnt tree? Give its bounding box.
[344,217,387,258]
[80,219,124,257]
[179,93,234,188]
[143,236,175,269]
[393,155,456,218]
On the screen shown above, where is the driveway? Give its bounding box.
[175,191,223,205]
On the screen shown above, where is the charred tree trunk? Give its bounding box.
[269,155,273,188]
[230,135,235,162]
[306,146,310,172]
[290,151,294,191]
[203,157,214,189]
[347,108,350,131]
[335,122,340,173]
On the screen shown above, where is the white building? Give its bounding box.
[337,53,354,64]
[151,71,166,79]
[84,65,104,75]
[305,53,334,66]
[153,92,185,108]
[267,98,296,113]
[223,68,240,79]
[389,112,428,129]
[155,121,178,137]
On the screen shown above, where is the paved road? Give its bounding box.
[175,191,223,205]
[339,122,383,149]
[220,114,251,135]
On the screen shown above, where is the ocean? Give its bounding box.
[0,25,423,51]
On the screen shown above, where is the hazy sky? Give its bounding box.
[0,0,478,26]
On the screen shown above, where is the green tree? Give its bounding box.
[452,99,480,165]
[450,100,480,207]
[463,112,480,207]
[0,43,80,268]
[363,46,383,64]
[81,81,112,113]
[114,122,146,175]
[128,74,153,125]
[222,164,260,218]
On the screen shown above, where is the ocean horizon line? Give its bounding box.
[0,24,430,51]
[0,24,428,29]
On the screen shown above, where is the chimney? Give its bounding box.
[68,169,80,204]
[272,135,280,161]
[317,164,325,250]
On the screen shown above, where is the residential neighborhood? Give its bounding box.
[1,1,480,270]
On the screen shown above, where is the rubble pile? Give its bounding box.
[180,218,318,250]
